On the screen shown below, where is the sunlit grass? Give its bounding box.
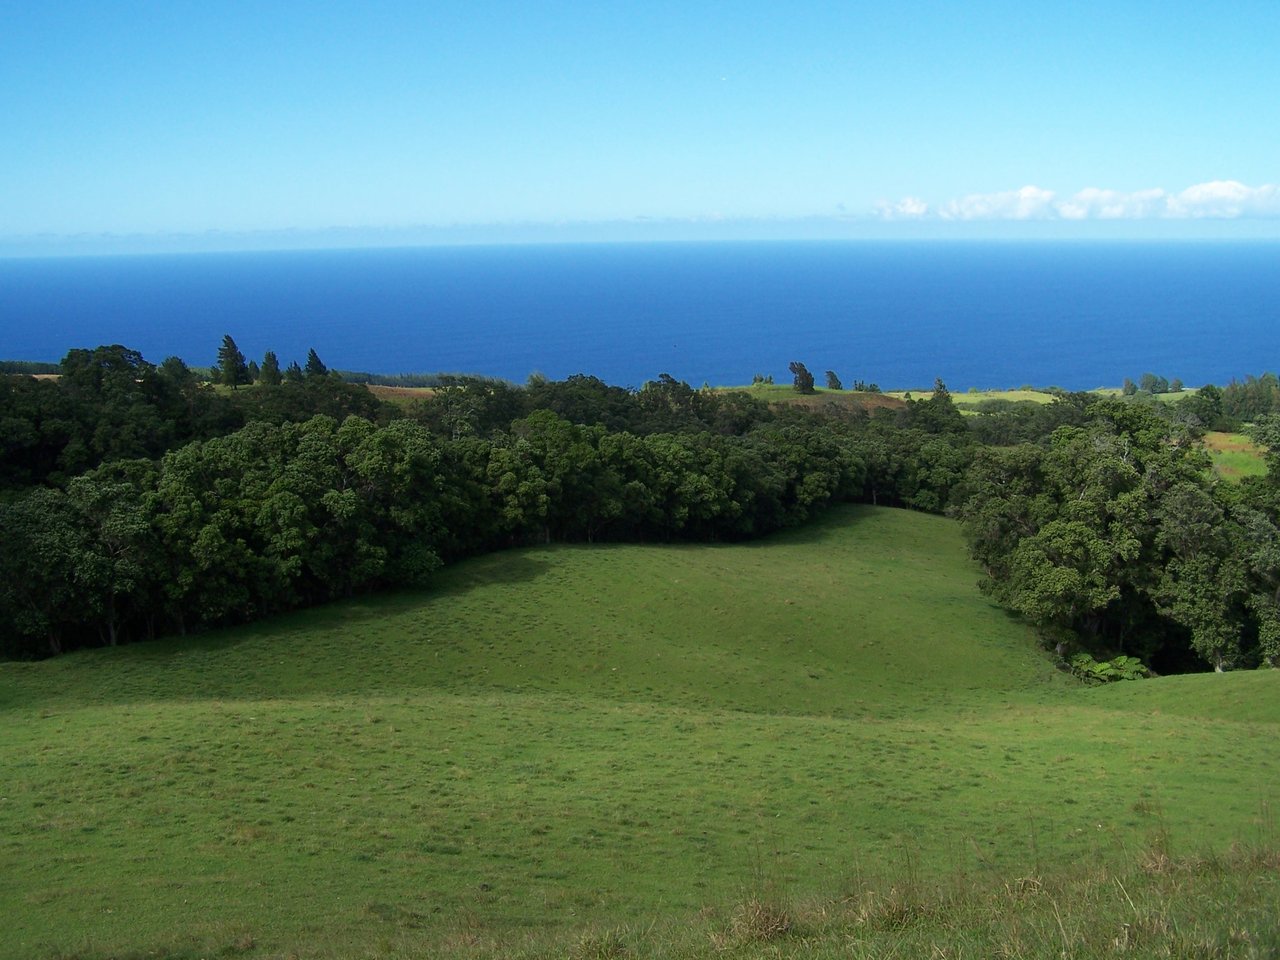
[2,506,1276,959]
[1205,430,1267,481]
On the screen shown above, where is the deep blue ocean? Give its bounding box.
[1,241,1277,390]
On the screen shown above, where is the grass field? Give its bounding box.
[886,388,1058,406]
[1205,431,1268,481]
[365,384,437,407]
[2,506,1277,959]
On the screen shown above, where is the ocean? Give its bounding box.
[1,241,1277,390]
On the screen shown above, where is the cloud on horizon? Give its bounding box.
[876,180,1280,221]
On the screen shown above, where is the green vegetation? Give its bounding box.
[1206,431,1268,481]
[3,505,1277,959]
[7,346,1280,958]
[890,387,1057,406]
[8,347,1280,674]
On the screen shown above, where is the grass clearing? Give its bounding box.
[2,506,1277,958]
[888,388,1057,406]
[1205,431,1267,481]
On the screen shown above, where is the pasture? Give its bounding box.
[2,506,1276,958]
[1205,431,1267,481]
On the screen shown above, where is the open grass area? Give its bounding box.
[2,506,1277,959]
[887,388,1057,406]
[1205,431,1267,481]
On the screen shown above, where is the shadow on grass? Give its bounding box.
[0,552,554,711]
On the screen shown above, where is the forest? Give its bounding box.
[2,340,1279,674]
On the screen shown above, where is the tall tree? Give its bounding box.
[788,361,815,395]
[304,348,328,379]
[259,350,282,386]
[217,335,249,389]
[825,370,843,391]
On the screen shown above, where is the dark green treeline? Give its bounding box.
[4,344,1280,674]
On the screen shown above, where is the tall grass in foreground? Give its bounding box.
[44,838,1280,959]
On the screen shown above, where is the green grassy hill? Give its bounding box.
[2,506,1276,959]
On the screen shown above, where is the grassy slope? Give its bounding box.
[2,506,1277,959]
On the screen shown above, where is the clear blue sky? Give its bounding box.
[2,0,1278,249]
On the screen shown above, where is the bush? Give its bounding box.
[1069,653,1151,683]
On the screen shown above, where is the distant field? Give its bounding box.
[1205,431,1267,481]
[365,383,437,406]
[2,506,1276,959]
[887,388,1057,406]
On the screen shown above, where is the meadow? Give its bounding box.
[1204,431,1268,481]
[1,506,1277,959]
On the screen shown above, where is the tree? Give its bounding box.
[825,370,843,391]
[1139,372,1169,394]
[1122,378,1137,396]
[788,361,815,395]
[217,335,249,389]
[158,356,196,389]
[284,361,304,384]
[304,348,328,379]
[259,351,282,386]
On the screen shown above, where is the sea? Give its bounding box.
[1,241,1277,391]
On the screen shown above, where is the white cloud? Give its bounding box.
[1054,187,1168,220]
[874,196,930,219]
[878,181,1280,221]
[938,185,1057,221]
[1165,180,1280,218]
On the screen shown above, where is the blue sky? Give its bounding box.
[2,0,1278,250]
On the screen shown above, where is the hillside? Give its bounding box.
[2,506,1276,959]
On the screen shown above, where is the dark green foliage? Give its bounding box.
[967,393,1091,446]
[227,373,389,425]
[1069,652,1151,683]
[0,374,79,488]
[304,348,328,378]
[788,361,815,394]
[1221,372,1280,421]
[1176,383,1230,430]
[335,370,449,386]
[215,334,249,388]
[959,396,1280,670]
[10,341,1280,675]
[524,373,633,431]
[0,345,243,490]
[0,346,881,657]
[824,370,842,391]
[259,350,282,386]
[411,376,528,439]
[0,359,60,375]
[1138,371,1170,394]
[900,378,968,434]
